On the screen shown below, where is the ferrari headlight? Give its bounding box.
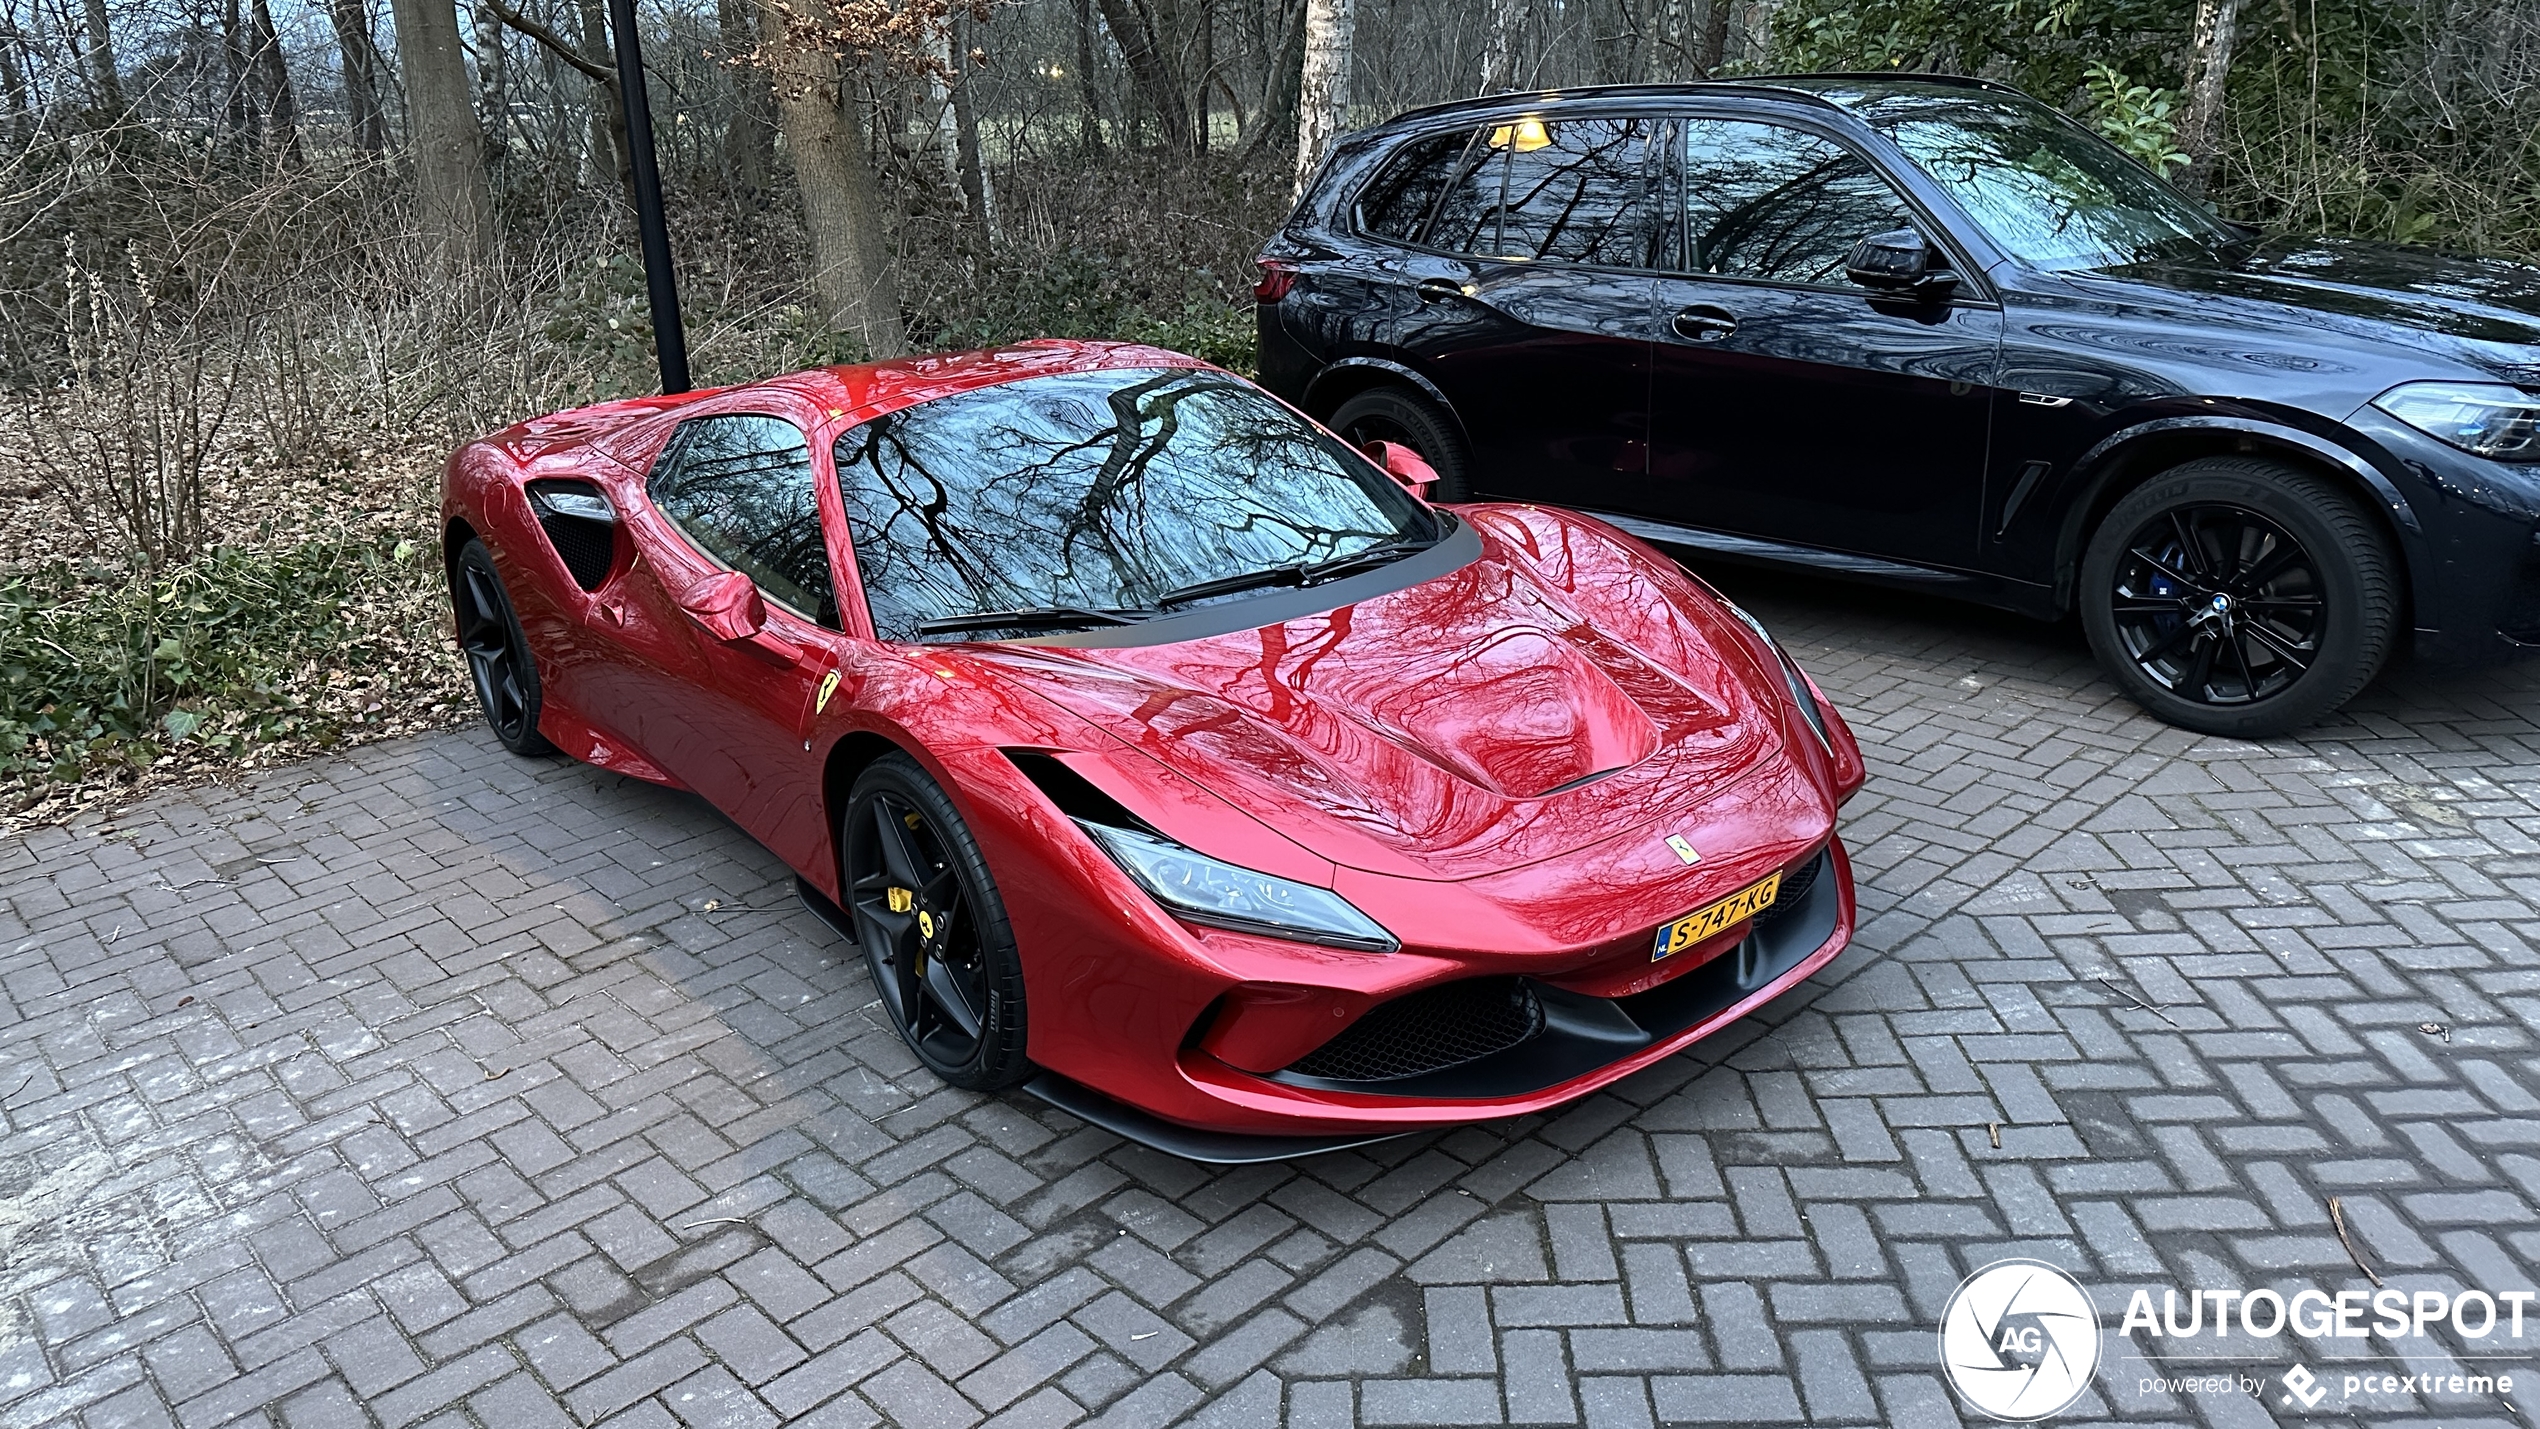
[1713,594,1832,750]
[2372,381,2540,461]
[1075,819,1398,952]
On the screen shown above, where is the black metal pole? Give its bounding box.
[606,0,690,394]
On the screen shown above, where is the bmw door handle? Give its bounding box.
[1416,278,1465,304]
[1671,305,1739,341]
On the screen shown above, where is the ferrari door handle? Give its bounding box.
[1671,305,1739,341]
[1416,278,1465,304]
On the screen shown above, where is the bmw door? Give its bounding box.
[1640,114,2002,570]
[1336,112,1663,510]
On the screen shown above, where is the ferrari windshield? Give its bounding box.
[1855,90,2240,270]
[835,367,1442,642]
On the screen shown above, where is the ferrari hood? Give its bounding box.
[968,517,1787,881]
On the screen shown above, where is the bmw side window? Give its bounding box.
[1356,128,1481,242]
[1679,119,1921,288]
[1496,116,1659,266]
[649,414,841,627]
[1424,130,1506,255]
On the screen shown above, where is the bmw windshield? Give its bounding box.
[1849,90,2243,271]
[834,367,1443,642]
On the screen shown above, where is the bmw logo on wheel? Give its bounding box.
[1940,1259,2103,1421]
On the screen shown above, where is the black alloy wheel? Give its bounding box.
[1328,385,1474,501]
[2081,458,2397,737]
[843,754,1031,1091]
[452,538,558,756]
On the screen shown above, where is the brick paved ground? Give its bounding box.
[3,567,2537,1429]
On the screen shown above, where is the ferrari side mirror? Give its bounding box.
[680,569,770,641]
[1365,440,1440,498]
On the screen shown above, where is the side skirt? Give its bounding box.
[1581,508,2062,621]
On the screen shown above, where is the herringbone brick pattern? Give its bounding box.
[0,566,2534,1428]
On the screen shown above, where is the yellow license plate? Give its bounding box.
[1652,872,1781,961]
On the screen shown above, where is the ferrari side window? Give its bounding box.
[649,414,840,626]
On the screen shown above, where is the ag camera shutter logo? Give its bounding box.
[1940,1259,2103,1420]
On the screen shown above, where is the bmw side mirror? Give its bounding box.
[1846,228,1959,300]
[1364,440,1439,498]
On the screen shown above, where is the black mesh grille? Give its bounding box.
[1287,977,1544,1083]
[1756,848,1826,929]
[538,511,616,590]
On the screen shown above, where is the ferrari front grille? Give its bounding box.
[1286,976,1545,1083]
[1756,847,1827,930]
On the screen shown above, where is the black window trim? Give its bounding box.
[1348,111,1679,278]
[645,409,842,630]
[1663,102,2001,308]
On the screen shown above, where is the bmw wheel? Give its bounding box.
[451,538,558,756]
[1329,386,1474,501]
[843,753,1032,1091]
[2080,458,2397,737]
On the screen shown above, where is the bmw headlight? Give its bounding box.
[1075,820,1399,952]
[2372,382,2540,461]
[1713,594,1833,750]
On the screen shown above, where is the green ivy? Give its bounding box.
[0,534,440,792]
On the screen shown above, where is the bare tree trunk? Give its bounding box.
[248,0,300,158]
[1094,0,1192,150]
[221,0,258,143]
[0,9,36,143]
[1072,0,1105,154]
[1477,0,1530,92]
[79,0,122,117]
[753,3,904,357]
[2177,0,2243,195]
[1291,0,1348,200]
[325,0,390,152]
[389,0,495,269]
[1239,0,1302,159]
[948,12,995,246]
[473,0,508,168]
[1693,0,1728,75]
[715,0,771,200]
[574,0,629,191]
[1646,0,1688,78]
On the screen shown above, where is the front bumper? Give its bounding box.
[2343,413,2540,663]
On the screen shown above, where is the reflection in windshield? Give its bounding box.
[1860,92,2238,270]
[1682,119,1918,285]
[834,368,1439,642]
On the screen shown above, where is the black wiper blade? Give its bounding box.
[1299,538,1431,584]
[915,605,1152,636]
[1154,565,1310,608]
[1155,539,1437,610]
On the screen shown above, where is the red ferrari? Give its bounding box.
[442,342,1865,1161]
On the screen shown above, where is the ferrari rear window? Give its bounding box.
[832,368,1441,642]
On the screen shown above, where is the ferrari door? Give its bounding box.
[1392,112,1662,510]
[1642,116,2000,566]
[611,409,845,875]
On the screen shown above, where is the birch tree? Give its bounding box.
[1292,0,1349,200]
[1477,0,1530,91]
[2176,0,2243,195]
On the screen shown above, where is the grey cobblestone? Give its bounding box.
[3,570,2536,1425]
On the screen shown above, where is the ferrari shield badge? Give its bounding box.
[1666,834,1701,865]
[815,669,841,714]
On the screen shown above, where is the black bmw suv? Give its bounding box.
[1255,74,2540,735]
